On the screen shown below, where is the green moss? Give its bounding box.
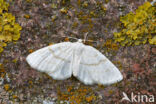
[0,0,22,53]
[114,2,156,46]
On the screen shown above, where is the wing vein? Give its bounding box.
[48,47,71,63]
[80,59,107,66]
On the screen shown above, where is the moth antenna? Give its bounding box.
[51,35,80,41]
[85,40,98,43]
[65,36,78,40]
[83,32,89,43]
[83,33,98,43]
[56,36,78,41]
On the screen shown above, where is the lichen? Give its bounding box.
[0,63,5,78]
[4,84,10,91]
[103,39,119,51]
[28,49,34,53]
[0,0,22,53]
[54,0,107,35]
[57,85,98,103]
[114,2,156,46]
[24,14,30,19]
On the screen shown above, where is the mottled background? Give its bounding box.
[0,0,155,104]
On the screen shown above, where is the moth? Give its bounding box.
[26,39,123,85]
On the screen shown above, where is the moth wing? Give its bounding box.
[26,42,73,80]
[75,46,123,85]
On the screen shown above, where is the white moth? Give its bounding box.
[26,39,123,85]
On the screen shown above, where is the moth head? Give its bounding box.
[77,39,83,43]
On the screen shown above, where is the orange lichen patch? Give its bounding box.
[28,49,34,53]
[0,68,5,73]
[57,85,98,103]
[67,86,72,92]
[1,73,5,78]
[86,95,95,102]
[0,64,6,78]
[4,84,10,91]
[48,43,53,46]
[12,95,18,99]
[24,14,30,19]
[64,37,69,41]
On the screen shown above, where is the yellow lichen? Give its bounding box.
[86,95,95,102]
[72,22,78,28]
[108,90,114,95]
[0,0,22,53]
[12,59,17,63]
[57,85,98,103]
[51,3,57,9]
[60,7,68,14]
[4,84,10,91]
[82,1,88,7]
[51,15,57,22]
[0,63,5,78]
[0,0,9,14]
[105,0,110,4]
[24,14,30,19]
[28,80,33,85]
[114,2,156,46]
[103,39,119,51]
[12,95,18,99]
[26,0,32,3]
